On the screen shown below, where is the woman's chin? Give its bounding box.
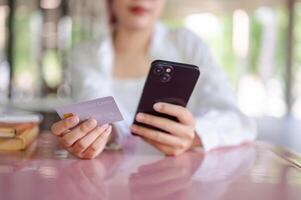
[123,19,155,31]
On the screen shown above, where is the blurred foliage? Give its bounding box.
[218,16,237,85]
[275,6,289,82]
[14,10,37,77]
[71,22,89,48]
[161,18,184,28]
[42,50,62,88]
[295,3,301,68]
[294,3,301,96]
[249,14,263,75]
[3,2,301,99]
[13,7,39,96]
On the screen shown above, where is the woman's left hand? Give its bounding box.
[131,102,202,156]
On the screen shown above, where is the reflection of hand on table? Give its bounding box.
[46,150,123,200]
[129,151,204,200]
[62,160,107,199]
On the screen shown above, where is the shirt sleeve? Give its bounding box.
[66,42,133,146]
[110,104,133,146]
[66,41,113,101]
[176,28,257,151]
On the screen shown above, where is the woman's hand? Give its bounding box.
[131,103,202,156]
[51,115,112,159]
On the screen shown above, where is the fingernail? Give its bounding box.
[107,125,113,133]
[101,123,110,130]
[68,116,79,124]
[104,126,112,135]
[153,103,162,111]
[63,113,74,119]
[131,125,137,132]
[136,113,144,122]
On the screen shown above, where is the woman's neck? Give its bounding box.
[113,25,153,54]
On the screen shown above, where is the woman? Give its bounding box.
[51,0,256,159]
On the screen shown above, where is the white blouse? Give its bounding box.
[66,22,257,151]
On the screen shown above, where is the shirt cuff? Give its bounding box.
[107,121,131,149]
[194,110,257,151]
[195,116,220,151]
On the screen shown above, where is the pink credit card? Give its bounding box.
[55,96,123,125]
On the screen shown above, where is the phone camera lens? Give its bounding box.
[164,65,173,73]
[153,66,164,75]
[161,74,171,83]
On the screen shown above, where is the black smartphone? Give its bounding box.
[133,60,200,133]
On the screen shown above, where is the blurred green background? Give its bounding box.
[0,0,300,119]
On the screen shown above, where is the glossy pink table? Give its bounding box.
[0,133,300,200]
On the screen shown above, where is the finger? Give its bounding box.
[60,129,71,137]
[82,160,107,185]
[138,157,175,173]
[51,115,80,136]
[153,103,195,126]
[60,118,97,147]
[82,126,112,159]
[70,163,99,194]
[136,113,194,139]
[131,124,184,148]
[72,124,110,155]
[72,161,107,195]
[131,166,185,186]
[144,138,184,156]
[130,177,190,200]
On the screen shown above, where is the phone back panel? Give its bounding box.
[133,60,200,130]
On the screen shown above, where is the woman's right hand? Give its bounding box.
[51,115,112,159]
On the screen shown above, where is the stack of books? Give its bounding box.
[0,139,38,173]
[0,109,41,151]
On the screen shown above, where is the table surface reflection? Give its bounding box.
[0,133,300,200]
